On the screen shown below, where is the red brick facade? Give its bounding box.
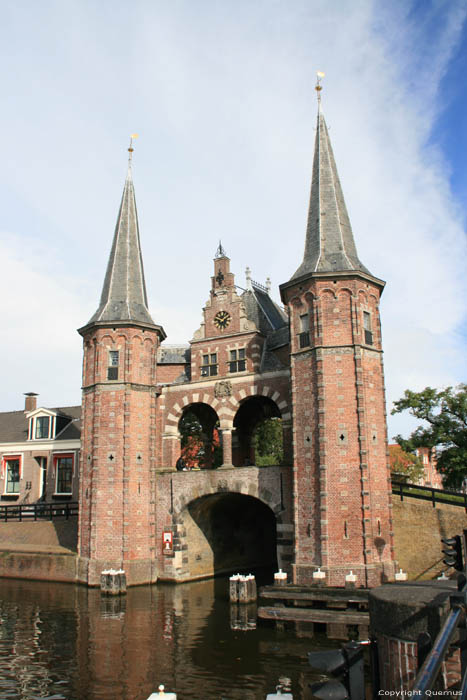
[78,325,162,585]
[76,107,396,587]
[280,275,395,586]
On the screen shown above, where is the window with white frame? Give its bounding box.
[35,415,50,439]
[3,456,20,494]
[54,454,73,495]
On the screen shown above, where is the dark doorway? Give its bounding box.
[186,493,277,576]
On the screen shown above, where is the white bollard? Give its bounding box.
[274,569,287,586]
[312,567,326,583]
[146,685,177,699]
[266,688,293,698]
[395,568,408,581]
[437,571,449,580]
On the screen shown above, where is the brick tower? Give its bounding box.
[280,88,395,587]
[77,145,166,586]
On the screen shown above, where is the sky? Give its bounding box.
[1,0,466,439]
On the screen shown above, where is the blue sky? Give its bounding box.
[1,0,466,439]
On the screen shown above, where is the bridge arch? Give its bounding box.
[178,492,278,579]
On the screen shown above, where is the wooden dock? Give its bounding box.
[257,584,369,639]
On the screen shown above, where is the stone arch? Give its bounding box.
[173,488,279,579]
[357,289,369,305]
[320,288,338,300]
[228,385,291,423]
[165,391,220,429]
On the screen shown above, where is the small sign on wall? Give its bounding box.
[162,531,173,556]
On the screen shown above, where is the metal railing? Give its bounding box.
[412,576,467,697]
[392,480,467,512]
[0,501,78,522]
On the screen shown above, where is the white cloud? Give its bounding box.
[0,0,465,438]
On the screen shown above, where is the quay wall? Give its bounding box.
[0,497,465,584]
[392,495,467,580]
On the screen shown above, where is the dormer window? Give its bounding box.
[108,350,119,380]
[35,416,50,439]
[28,413,55,440]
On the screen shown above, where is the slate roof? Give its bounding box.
[85,162,164,332]
[240,283,289,371]
[157,345,191,364]
[289,108,372,282]
[242,284,288,336]
[0,406,81,444]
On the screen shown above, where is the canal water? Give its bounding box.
[0,574,338,700]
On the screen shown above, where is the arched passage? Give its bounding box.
[180,493,277,578]
[233,396,282,467]
[178,403,222,469]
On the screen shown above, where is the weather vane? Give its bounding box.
[315,71,325,105]
[128,133,139,163]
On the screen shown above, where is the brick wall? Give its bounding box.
[282,274,395,587]
[79,325,161,585]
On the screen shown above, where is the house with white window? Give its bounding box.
[0,393,80,504]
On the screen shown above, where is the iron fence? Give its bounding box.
[392,480,467,512]
[0,501,78,522]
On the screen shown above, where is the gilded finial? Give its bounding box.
[128,133,138,163]
[315,71,325,106]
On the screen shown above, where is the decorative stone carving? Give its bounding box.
[214,380,233,399]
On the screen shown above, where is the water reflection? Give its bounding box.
[0,577,333,699]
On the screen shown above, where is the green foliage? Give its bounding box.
[391,384,467,489]
[389,444,425,484]
[253,418,283,466]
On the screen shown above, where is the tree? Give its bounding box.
[391,384,467,489]
[253,418,283,466]
[388,444,424,484]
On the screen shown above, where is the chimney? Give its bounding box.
[24,392,38,412]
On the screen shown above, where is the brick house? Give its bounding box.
[0,393,80,504]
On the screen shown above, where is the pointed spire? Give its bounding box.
[86,141,159,329]
[289,77,371,282]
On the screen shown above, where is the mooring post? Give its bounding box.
[100,569,127,595]
[229,573,240,602]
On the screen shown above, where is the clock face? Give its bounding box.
[214,310,231,330]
